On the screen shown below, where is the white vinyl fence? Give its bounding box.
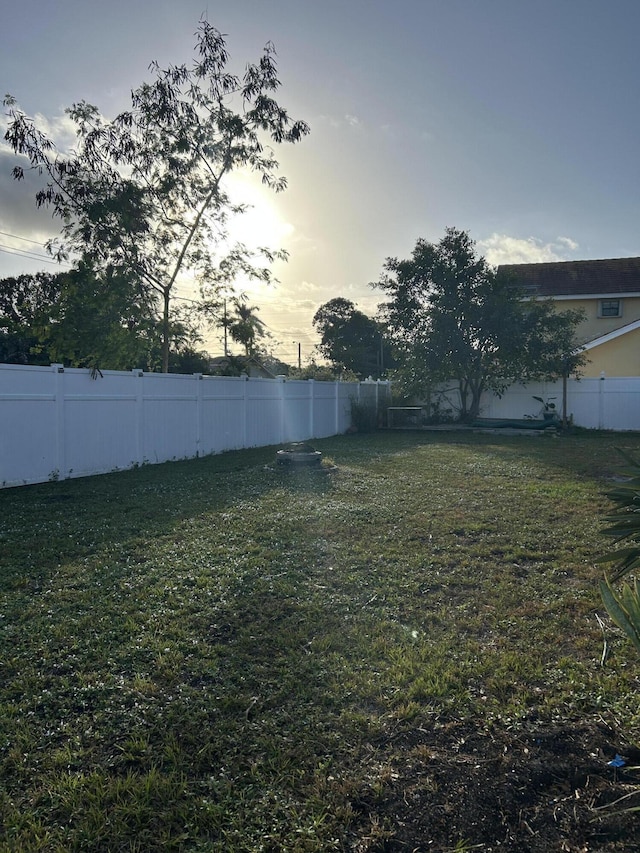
[0,363,390,489]
[433,376,640,431]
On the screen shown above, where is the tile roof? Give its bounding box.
[498,257,640,297]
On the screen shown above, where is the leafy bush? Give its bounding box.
[350,398,378,432]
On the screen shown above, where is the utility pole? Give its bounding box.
[223,300,228,357]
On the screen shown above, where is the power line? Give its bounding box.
[172,293,201,304]
[0,229,48,247]
[0,235,320,349]
[0,244,61,265]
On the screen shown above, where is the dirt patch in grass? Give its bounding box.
[349,718,640,852]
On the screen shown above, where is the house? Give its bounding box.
[208,355,278,379]
[499,257,640,378]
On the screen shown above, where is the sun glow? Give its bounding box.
[221,171,295,294]
[183,170,300,354]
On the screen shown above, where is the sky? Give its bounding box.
[2,0,640,365]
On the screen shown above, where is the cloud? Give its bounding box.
[1,107,77,154]
[270,279,322,300]
[31,112,77,152]
[0,146,62,263]
[478,234,580,266]
[316,113,363,130]
[289,279,320,295]
[0,110,81,271]
[556,236,579,251]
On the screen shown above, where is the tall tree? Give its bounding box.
[313,297,387,378]
[228,298,267,357]
[375,228,585,420]
[4,20,309,372]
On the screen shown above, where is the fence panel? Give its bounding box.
[1,363,389,488]
[565,380,602,430]
[141,373,199,465]
[433,376,640,431]
[250,379,282,447]
[200,376,246,455]
[594,378,640,431]
[338,383,356,433]
[310,380,338,437]
[473,382,553,420]
[1,364,57,486]
[282,380,313,443]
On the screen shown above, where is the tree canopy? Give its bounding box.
[0,265,209,372]
[312,297,389,378]
[375,228,586,420]
[0,271,61,364]
[4,20,309,372]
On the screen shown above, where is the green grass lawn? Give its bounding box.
[1,431,640,851]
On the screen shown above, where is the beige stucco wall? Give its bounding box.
[578,327,640,377]
[556,295,640,343]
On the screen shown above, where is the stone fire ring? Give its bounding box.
[276,443,323,466]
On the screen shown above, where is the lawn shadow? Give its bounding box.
[3,429,635,592]
[0,443,337,590]
[3,430,640,850]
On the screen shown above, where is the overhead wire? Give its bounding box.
[0,229,49,246]
[0,228,62,266]
[0,244,61,265]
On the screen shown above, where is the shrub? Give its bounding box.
[599,451,640,656]
[350,399,378,432]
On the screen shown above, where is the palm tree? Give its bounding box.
[228,299,267,357]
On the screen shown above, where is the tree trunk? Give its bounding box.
[468,376,485,421]
[468,390,482,421]
[460,375,484,422]
[162,290,170,373]
[458,379,469,421]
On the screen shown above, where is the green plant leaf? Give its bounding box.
[600,579,640,655]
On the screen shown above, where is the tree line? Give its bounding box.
[0,267,272,374]
[1,21,584,413]
[314,228,584,419]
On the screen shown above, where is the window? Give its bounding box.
[599,299,622,318]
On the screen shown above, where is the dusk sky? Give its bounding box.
[2,0,640,365]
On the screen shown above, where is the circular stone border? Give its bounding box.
[275,448,323,466]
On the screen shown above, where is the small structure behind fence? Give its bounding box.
[1,364,390,489]
[431,376,640,431]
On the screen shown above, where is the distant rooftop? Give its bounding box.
[498,256,640,297]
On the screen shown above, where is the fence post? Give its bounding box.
[242,376,249,448]
[599,372,606,429]
[132,369,144,465]
[335,379,341,434]
[308,379,315,439]
[278,375,286,444]
[194,373,203,457]
[52,364,65,479]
